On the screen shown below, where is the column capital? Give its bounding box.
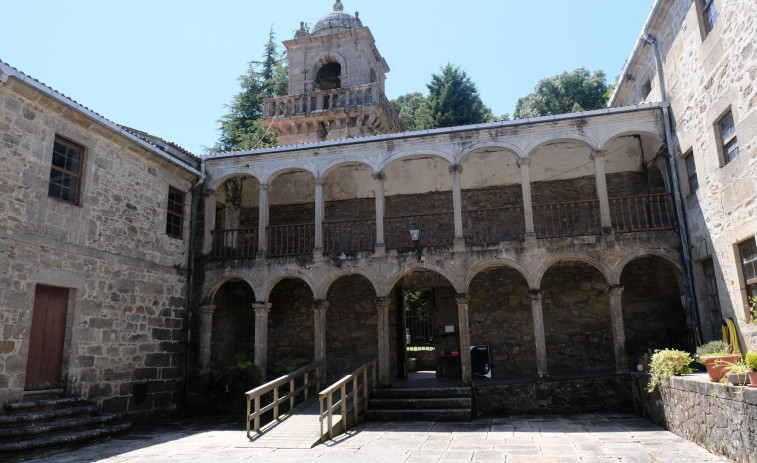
[314,178,324,186]
[448,164,463,174]
[203,188,216,196]
[314,300,330,311]
[607,285,624,295]
[376,296,390,308]
[200,304,216,315]
[517,157,532,167]
[455,294,470,305]
[253,302,271,314]
[371,171,385,181]
[528,289,543,300]
[590,150,607,160]
[258,183,270,191]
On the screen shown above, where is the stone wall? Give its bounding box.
[210,280,256,365]
[469,266,537,379]
[267,278,315,377]
[0,79,197,417]
[639,374,757,463]
[542,262,615,376]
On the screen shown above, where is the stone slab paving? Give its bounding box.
[23,414,725,463]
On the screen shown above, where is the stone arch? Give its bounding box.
[379,149,455,171]
[524,135,597,159]
[310,52,348,88]
[457,142,523,164]
[263,273,318,302]
[466,260,534,291]
[382,264,465,297]
[265,166,317,185]
[467,263,536,379]
[321,159,379,178]
[540,259,615,376]
[536,254,611,288]
[612,249,685,287]
[206,170,262,192]
[323,269,381,300]
[204,274,257,303]
[598,130,667,197]
[597,128,664,150]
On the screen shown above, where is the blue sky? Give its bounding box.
[3,0,655,154]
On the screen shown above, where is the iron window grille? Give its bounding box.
[48,135,84,205]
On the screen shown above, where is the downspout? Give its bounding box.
[184,158,205,407]
[643,34,702,337]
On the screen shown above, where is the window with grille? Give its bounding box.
[718,111,738,164]
[684,151,698,192]
[48,136,84,205]
[739,238,757,298]
[701,0,719,35]
[166,187,185,239]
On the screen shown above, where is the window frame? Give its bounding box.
[166,187,186,240]
[684,151,698,192]
[738,238,757,299]
[702,258,722,339]
[48,135,84,205]
[701,0,719,35]
[717,111,739,165]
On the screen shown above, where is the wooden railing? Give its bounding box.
[384,212,454,250]
[245,361,323,438]
[266,223,315,257]
[211,228,258,259]
[534,199,600,238]
[463,205,525,245]
[323,218,376,254]
[319,360,377,443]
[611,193,674,233]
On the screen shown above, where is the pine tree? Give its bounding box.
[415,64,493,130]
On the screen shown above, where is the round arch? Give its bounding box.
[457,142,523,164]
[206,169,262,192]
[381,263,465,298]
[536,254,612,288]
[378,149,455,171]
[597,128,664,150]
[204,274,257,303]
[265,166,317,186]
[322,269,381,301]
[465,259,535,292]
[523,135,597,158]
[321,159,379,179]
[310,52,348,86]
[263,273,318,303]
[612,249,685,287]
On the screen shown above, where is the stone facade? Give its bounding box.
[611,0,757,347]
[0,63,200,417]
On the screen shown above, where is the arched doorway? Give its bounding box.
[267,278,315,378]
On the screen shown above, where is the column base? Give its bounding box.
[524,232,538,248]
[256,250,267,260]
[453,238,466,252]
[373,243,386,258]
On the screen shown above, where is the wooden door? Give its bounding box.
[25,285,69,390]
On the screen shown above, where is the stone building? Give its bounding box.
[610,0,757,350]
[198,1,695,393]
[0,61,201,416]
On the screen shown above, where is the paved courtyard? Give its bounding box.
[26,414,725,463]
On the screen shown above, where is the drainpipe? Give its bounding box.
[184,158,205,407]
[643,34,702,337]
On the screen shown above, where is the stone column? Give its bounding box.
[376,297,391,386]
[450,164,465,250]
[517,158,535,238]
[373,172,386,257]
[314,300,329,382]
[199,304,215,368]
[202,192,216,255]
[591,150,613,231]
[257,184,270,257]
[314,178,324,254]
[253,302,271,381]
[528,290,549,377]
[456,295,473,385]
[607,285,628,372]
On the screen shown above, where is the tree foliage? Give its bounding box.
[391,92,427,132]
[513,67,609,119]
[211,28,288,153]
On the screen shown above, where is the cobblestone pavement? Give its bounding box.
[26,414,725,463]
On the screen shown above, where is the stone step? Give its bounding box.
[366,408,472,421]
[371,387,471,399]
[369,397,471,410]
[0,414,119,442]
[0,422,131,463]
[0,405,99,428]
[4,396,90,414]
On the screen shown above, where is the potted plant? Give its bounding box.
[746,352,757,388]
[724,359,750,386]
[647,349,694,392]
[695,340,740,382]
[637,351,651,372]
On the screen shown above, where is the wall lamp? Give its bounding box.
[408,223,424,262]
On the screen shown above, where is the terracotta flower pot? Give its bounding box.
[701,355,741,382]
[748,371,757,388]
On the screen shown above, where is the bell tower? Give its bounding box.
[263,1,404,146]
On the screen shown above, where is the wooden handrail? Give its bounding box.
[245,360,323,438]
[319,360,377,442]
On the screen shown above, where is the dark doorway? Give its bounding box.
[316,62,342,91]
[25,285,69,390]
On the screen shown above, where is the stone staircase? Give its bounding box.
[0,395,131,462]
[366,387,472,421]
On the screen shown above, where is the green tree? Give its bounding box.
[211,28,288,153]
[415,64,495,130]
[391,92,426,132]
[513,67,609,119]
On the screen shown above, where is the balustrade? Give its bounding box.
[266,223,315,257]
[534,200,601,238]
[211,229,258,259]
[264,84,377,118]
[323,219,376,254]
[463,206,525,245]
[611,193,674,232]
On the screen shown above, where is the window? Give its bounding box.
[702,258,722,339]
[48,136,83,204]
[641,80,652,100]
[701,0,719,34]
[718,111,739,164]
[166,187,185,239]
[739,238,757,299]
[684,152,698,191]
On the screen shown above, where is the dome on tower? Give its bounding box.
[311,1,363,37]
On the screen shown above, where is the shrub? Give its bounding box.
[695,340,731,361]
[647,349,694,392]
[746,352,757,371]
